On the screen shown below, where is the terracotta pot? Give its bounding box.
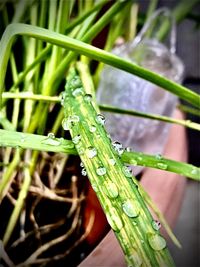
[79,109,187,267]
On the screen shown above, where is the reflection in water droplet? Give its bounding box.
[151,220,161,231]
[86,147,97,158]
[60,91,66,106]
[42,133,61,146]
[72,88,84,97]
[103,181,119,198]
[155,153,163,160]
[157,162,168,170]
[191,168,198,175]
[122,199,139,217]
[106,208,124,232]
[112,141,124,155]
[148,234,166,251]
[62,118,69,130]
[62,115,80,130]
[72,135,81,144]
[109,158,116,166]
[80,162,84,168]
[96,166,107,176]
[84,94,92,102]
[96,114,106,125]
[122,166,132,178]
[89,125,96,133]
[81,168,87,176]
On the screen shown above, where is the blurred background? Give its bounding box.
[141,1,200,266]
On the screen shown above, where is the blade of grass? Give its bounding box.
[2,92,200,132]
[62,68,174,266]
[0,24,199,108]
[0,129,199,181]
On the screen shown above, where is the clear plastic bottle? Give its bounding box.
[97,9,185,175]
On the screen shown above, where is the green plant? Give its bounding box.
[0,1,199,266]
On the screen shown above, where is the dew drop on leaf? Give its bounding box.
[86,147,97,158]
[72,88,84,97]
[106,208,124,232]
[109,158,116,166]
[89,125,96,133]
[42,133,61,146]
[112,141,124,155]
[96,114,106,125]
[102,181,119,199]
[155,153,163,160]
[84,94,92,102]
[72,135,81,144]
[151,220,161,231]
[122,199,139,218]
[148,234,166,251]
[191,168,198,175]
[122,166,132,178]
[81,168,87,176]
[157,162,168,170]
[96,166,107,176]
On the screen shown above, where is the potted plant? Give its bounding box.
[0,1,199,267]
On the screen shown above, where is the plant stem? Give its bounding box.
[2,92,200,132]
[0,24,199,108]
[62,68,174,266]
[0,129,199,181]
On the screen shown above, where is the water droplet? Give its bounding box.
[89,125,96,133]
[60,91,66,106]
[122,166,132,178]
[84,94,92,102]
[106,208,124,232]
[112,141,124,155]
[62,118,70,130]
[91,183,99,192]
[148,234,166,251]
[191,168,198,175]
[42,133,61,146]
[72,88,84,97]
[109,158,116,166]
[125,147,132,152]
[130,159,138,166]
[71,76,82,88]
[96,114,106,125]
[81,168,87,176]
[128,250,143,267]
[96,166,107,176]
[157,162,168,170]
[72,135,81,144]
[80,162,84,168]
[155,153,163,160]
[151,220,161,231]
[122,199,139,218]
[62,115,80,130]
[102,181,119,198]
[86,147,97,158]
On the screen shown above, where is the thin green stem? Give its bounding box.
[2,92,200,132]
[0,129,199,181]
[0,24,199,108]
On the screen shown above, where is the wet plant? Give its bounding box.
[0,0,199,266]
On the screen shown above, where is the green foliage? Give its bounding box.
[0,0,199,266]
